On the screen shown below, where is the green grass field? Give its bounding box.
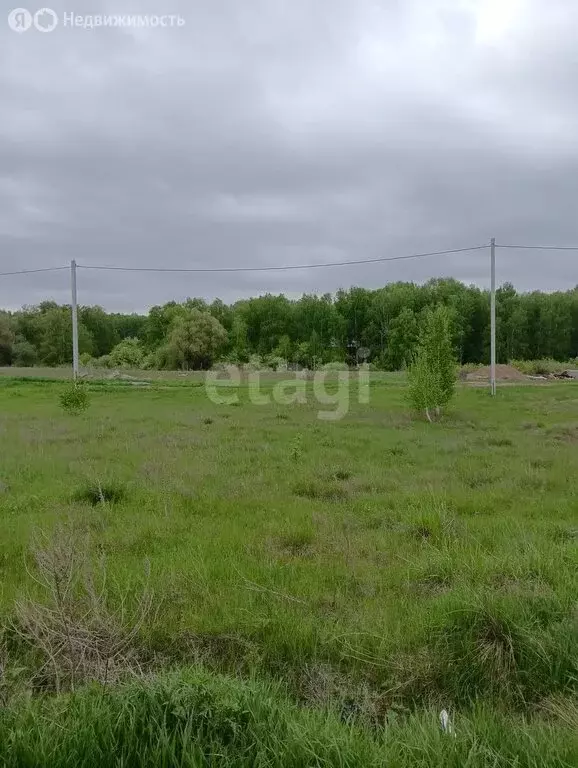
[0,376,577,766]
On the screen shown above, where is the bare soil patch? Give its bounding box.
[466,364,528,382]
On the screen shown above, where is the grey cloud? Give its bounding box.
[1,0,577,312]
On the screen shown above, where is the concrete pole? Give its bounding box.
[490,238,496,396]
[71,259,79,381]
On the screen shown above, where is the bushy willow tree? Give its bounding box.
[408,306,456,422]
[162,309,228,370]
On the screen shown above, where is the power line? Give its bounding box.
[1,242,574,279]
[497,244,578,251]
[77,244,489,273]
[0,266,69,277]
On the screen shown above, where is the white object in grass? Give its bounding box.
[440,709,456,737]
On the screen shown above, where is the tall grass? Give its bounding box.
[1,669,577,767]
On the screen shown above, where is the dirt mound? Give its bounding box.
[466,364,528,382]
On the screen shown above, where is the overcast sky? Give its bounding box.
[1,0,577,312]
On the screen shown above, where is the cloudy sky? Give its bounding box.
[1,0,577,312]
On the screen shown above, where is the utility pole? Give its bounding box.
[490,238,496,396]
[71,259,79,381]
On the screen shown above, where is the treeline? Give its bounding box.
[1,278,577,370]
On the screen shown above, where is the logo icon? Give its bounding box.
[7,7,58,32]
[33,7,57,31]
[8,7,32,32]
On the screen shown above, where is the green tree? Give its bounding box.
[309,330,322,368]
[241,294,294,355]
[294,294,340,356]
[295,341,311,368]
[144,302,187,349]
[229,313,250,362]
[79,306,119,357]
[273,334,293,363]
[163,310,228,370]
[0,313,14,365]
[3,280,578,372]
[335,287,373,361]
[540,292,573,360]
[209,299,233,333]
[12,339,37,367]
[571,288,578,358]
[383,307,419,370]
[367,283,423,361]
[408,306,456,421]
[36,307,93,366]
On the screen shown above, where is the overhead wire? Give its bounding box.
[496,244,578,251]
[0,266,69,277]
[1,243,577,278]
[76,244,489,273]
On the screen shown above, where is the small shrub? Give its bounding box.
[13,527,153,693]
[277,531,314,556]
[141,353,158,370]
[244,354,264,371]
[109,337,144,369]
[264,355,287,371]
[59,383,90,415]
[93,355,112,369]
[410,509,460,543]
[511,359,567,376]
[202,417,214,425]
[293,479,348,501]
[290,434,303,460]
[73,482,127,506]
[487,436,514,447]
[425,596,574,705]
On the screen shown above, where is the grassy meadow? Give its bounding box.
[0,374,577,766]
